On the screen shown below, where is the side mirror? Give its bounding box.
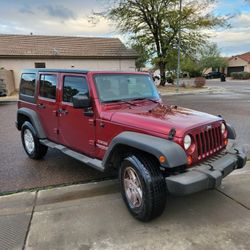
[72,91,91,108]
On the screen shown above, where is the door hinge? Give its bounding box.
[88,119,96,126]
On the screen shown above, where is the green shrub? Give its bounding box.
[189,69,202,78]
[231,72,250,80]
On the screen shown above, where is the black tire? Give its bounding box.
[119,154,166,222]
[21,122,48,159]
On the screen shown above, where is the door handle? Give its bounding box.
[58,108,68,115]
[37,103,46,109]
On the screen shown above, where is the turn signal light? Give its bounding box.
[224,139,228,145]
[187,156,193,165]
[159,155,166,164]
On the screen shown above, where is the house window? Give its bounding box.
[35,62,46,68]
[63,76,88,103]
[39,74,57,99]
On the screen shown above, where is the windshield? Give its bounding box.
[94,74,160,103]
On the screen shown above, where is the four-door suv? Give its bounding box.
[16,69,246,221]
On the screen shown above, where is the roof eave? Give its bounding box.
[0,55,138,59]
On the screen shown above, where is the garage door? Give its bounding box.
[227,66,244,76]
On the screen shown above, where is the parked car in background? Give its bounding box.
[204,71,222,79]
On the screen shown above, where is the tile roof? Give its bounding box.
[0,34,137,59]
[229,51,250,63]
[238,52,250,62]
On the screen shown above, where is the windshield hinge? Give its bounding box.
[168,128,176,140]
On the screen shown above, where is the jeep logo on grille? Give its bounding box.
[206,125,212,130]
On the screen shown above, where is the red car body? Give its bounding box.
[16,69,246,221]
[18,71,226,166]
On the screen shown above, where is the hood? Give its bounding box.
[104,103,222,138]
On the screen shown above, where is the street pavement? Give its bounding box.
[164,80,250,157]
[0,79,249,193]
[0,162,249,250]
[0,103,111,194]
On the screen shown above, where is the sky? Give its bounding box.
[0,0,250,56]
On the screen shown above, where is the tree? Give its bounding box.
[130,40,150,70]
[95,0,227,85]
[200,43,228,72]
[181,57,203,77]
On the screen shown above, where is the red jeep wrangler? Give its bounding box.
[16,69,246,221]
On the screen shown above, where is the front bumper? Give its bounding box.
[165,143,247,195]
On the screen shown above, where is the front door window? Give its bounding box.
[63,76,88,103]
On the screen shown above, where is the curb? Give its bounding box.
[0,174,117,196]
[0,97,18,103]
[0,100,17,104]
[159,87,225,96]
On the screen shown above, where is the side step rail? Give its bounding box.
[40,139,104,172]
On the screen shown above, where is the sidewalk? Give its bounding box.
[1,162,249,250]
[158,85,225,96]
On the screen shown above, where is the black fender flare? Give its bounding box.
[17,108,46,139]
[103,131,187,169]
[226,123,236,139]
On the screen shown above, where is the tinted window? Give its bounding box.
[20,73,36,96]
[39,74,57,99]
[63,76,88,103]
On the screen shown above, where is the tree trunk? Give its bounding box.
[159,61,166,86]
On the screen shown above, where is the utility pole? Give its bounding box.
[176,0,182,92]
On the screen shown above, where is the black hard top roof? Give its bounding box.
[22,68,89,74]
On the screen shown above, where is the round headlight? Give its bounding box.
[221,123,226,134]
[184,135,192,150]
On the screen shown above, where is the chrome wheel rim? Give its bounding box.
[123,167,143,208]
[24,129,35,154]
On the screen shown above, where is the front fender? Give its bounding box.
[103,132,187,169]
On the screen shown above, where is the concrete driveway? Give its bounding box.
[1,162,250,250]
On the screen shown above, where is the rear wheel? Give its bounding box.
[21,122,48,159]
[119,154,166,221]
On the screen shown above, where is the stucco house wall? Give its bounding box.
[226,52,250,75]
[0,35,137,90]
[228,57,247,68]
[0,58,136,89]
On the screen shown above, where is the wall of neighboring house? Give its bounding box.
[245,63,250,72]
[0,69,15,96]
[226,57,248,75]
[0,58,136,89]
[228,57,247,68]
[203,68,212,74]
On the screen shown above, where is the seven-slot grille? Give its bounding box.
[194,125,223,160]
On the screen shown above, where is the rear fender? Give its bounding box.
[17,108,46,139]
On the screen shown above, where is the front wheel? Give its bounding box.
[21,122,48,159]
[119,154,166,222]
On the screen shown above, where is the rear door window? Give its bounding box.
[20,73,36,96]
[39,74,57,100]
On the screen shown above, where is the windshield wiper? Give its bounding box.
[103,99,137,106]
[133,97,160,103]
